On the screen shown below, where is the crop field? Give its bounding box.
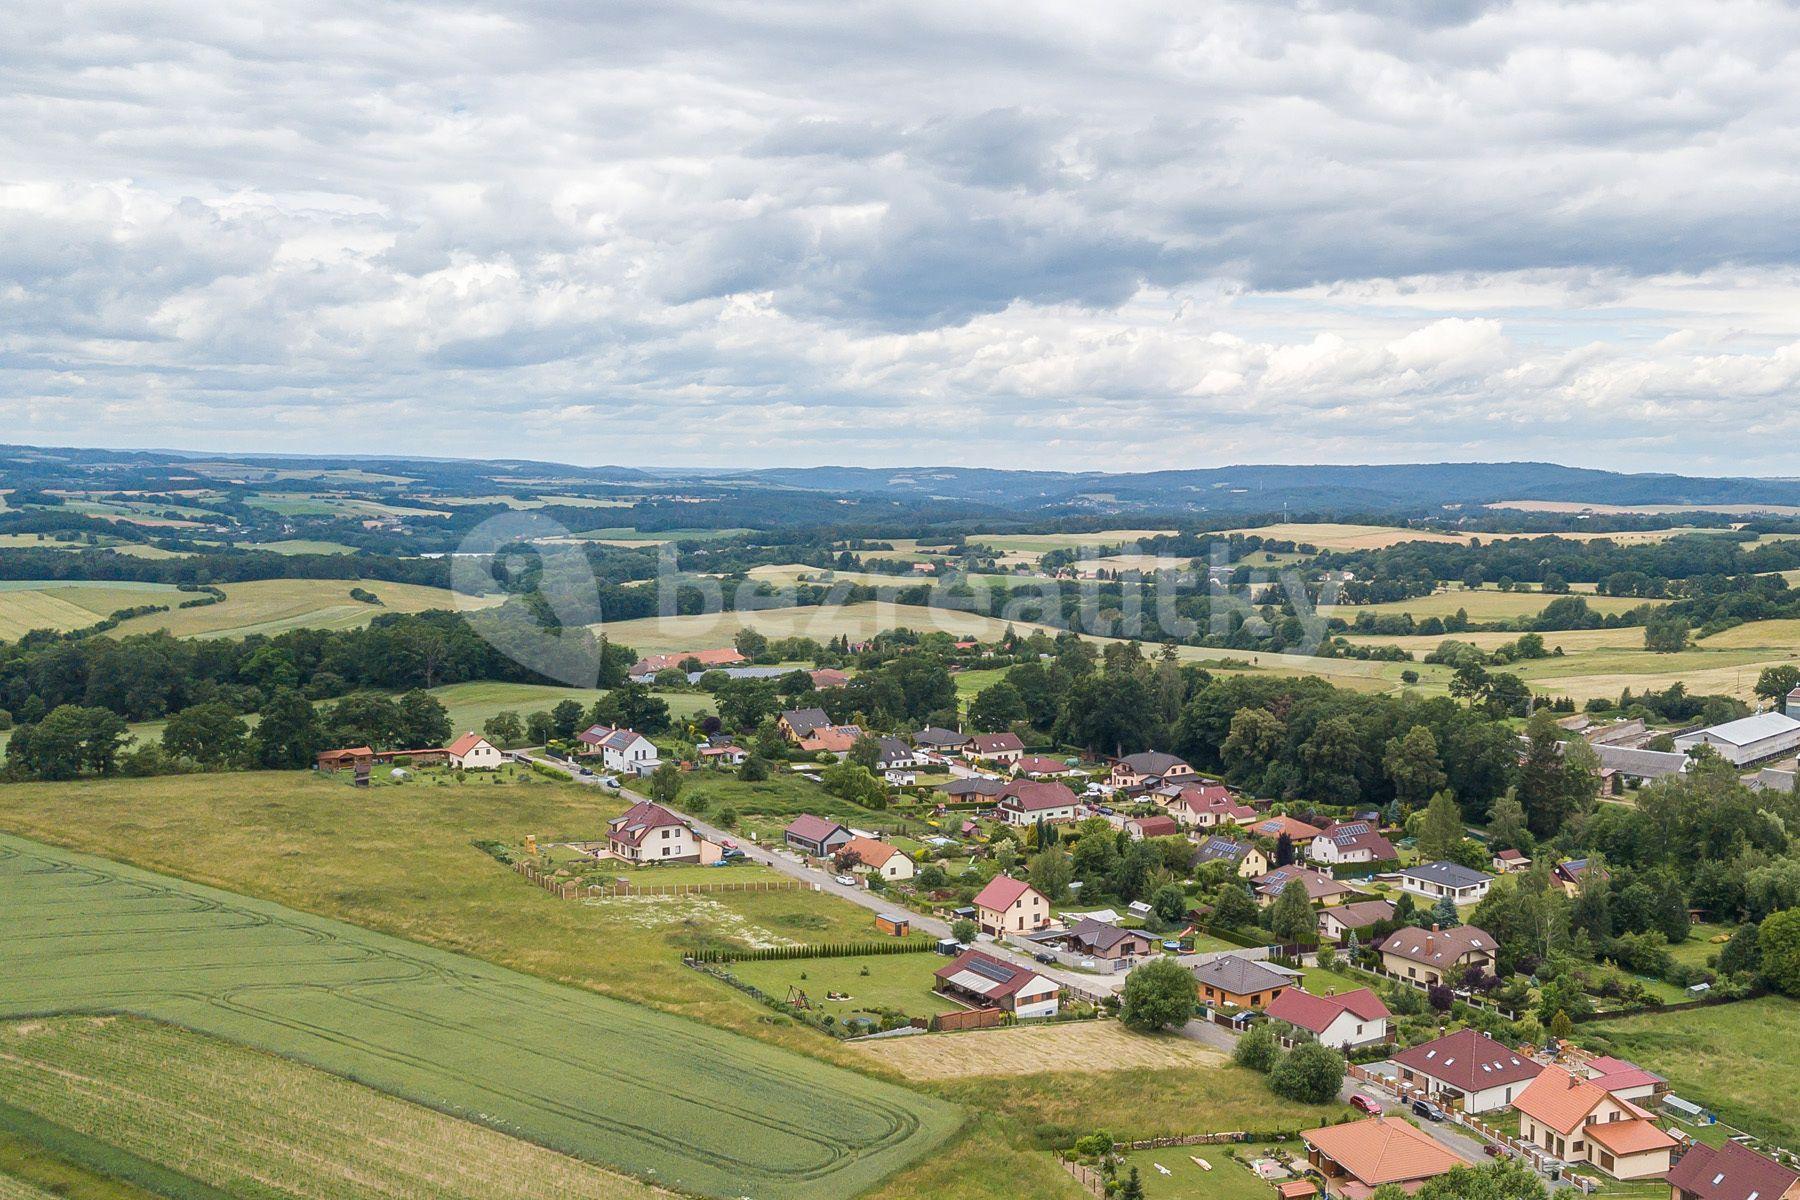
[1342,626,1646,655]
[1490,499,1800,516]
[0,834,958,1200]
[109,578,503,638]
[0,1016,666,1200]
[0,581,185,639]
[1697,618,1800,650]
[1221,522,1472,551]
[243,539,361,555]
[594,602,1070,654]
[426,680,711,734]
[1586,996,1800,1146]
[967,530,1175,555]
[852,1023,1225,1080]
[1321,587,1660,622]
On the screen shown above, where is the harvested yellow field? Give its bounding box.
[1323,587,1658,622]
[1222,522,1471,551]
[970,530,1175,554]
[1698,619,1800,650]
[853,1021,1223,1080]
[1343,627,1646,655]
[595,602,1066,653]
[110,578,502,638]
[1531,660,1795,703]
[0,581,183,639]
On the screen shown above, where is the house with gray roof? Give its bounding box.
[1398,861,1493,905]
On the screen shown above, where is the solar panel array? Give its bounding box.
[966,957,1018,983]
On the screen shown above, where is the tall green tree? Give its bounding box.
[1384,725,1447,809]
[1416,790,1467,863]
[251,687,321,769]
[161,702,248,766]
[1118,957,1195,1031]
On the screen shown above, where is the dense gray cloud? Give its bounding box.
[2,0,1799,470]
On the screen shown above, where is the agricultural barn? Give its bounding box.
[446,733,503,770]
[933,949,1060,1018]
[1674,711,1800,766]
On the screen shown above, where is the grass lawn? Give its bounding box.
[730,955,960,1023]
[1586,996,1800,1145]
[1299,964,1376,996]
[1667,924,1734,968]
[1115,1139,1307,1199]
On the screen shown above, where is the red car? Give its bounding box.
[1350,1094,1383,1116]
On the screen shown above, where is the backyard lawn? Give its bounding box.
[1113,1140,1308,1200]
[730,954,960,1023]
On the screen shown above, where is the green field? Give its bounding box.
[426,680,713,735]
[1586,996,1800,1145]
[105,578,503,639]
[0,833,957,1199]
[0,581,185,639]
[0,1016,663,1200]
[242,539,362,555]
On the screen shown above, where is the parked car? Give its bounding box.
[1033,951,1056,964]
[1412,1100,1446,1122]
[833,874,856,886]
[1350,1094,1383,1116]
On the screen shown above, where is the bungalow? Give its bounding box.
[1252,865,1357,908]
[607,802,702,864]
[1193,955,1292,1012]
[1391,1028,1543,1114]
[839,836,915,882]
[1376,924,1497,986]
[940,776,1007,801]
[1492,848,1531,873]
[995,779,1082,827]
[784,814,854,857]
[1307,820,1397,867]
[1047,916,1153,963]
[446,732,504,771]
[799,724,864,756]
[934,948,1060,1018]
[698,742,749,766]
[1513,1066,1677,1180]
[1123,814,1180,841]
[778,708,833,743]
[1317,899,1395,943]
[1165,785,1257,830]
[966,732,1026,765]
[1301,1117,1469,1196]
[1014,754,1074,777]
[1109,751,1196,792]
[1191,835,1269,878]
[913,726,971,754]
[577,725,660,775]
[1398,861,1493,905]
[628,648,745,682]
[973,875,1051,937]
[809,667,850,689]
[1666,1139,1800,1200]
[1247,814,1325,848]
[1264,987,1391,1051]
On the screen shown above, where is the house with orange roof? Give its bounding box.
[839,836,914,882]
[1301,1116,1470,1197]
[1513,1066,1678,1180]
[973,875,1050,937]
[1248,814,1325,847]
[446,732,503,770]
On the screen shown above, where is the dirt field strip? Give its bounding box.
[851,1022,1224,1080]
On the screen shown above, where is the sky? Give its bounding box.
[4,0,1800,473]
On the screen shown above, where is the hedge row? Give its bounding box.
[686,938,939,964]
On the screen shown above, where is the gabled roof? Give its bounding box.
[841,836,902,868]
[1193,954,1289,997]
[1116,750,1189,775]
[1391,1029,1542,1092]
[446,732,491,758]
[1594,742,1689,778]
[1584,1056,1664,1094]
[1666,1139,1800,1200]
[968,732,1025,754]
[941,776,1007,798]
[1316,821,1397,859]
[784,814,849,844]
[1015,754,1073,775]
[973,874,1042,912]
[1125,815,1179,838]
[1512,1066,1617,1135]
[781,707,832,734]
[1191,835,1249,864]
[934,948,1057,1000]
[1061,916,1146,954]
[607,802,688,848]
[1253,866,1354,902]
[996,779,1079,812]
[1265,987,1390,1034]
[1681,710,1800,747]
[1301,1117,1468,1187]
[1400,860,1493,889]
[1584,1116,1678,1156]
[1251,815,1325,841]
[914,726,969,748]
[1323,899,1395,929]
[1376,925,1496,968]
[874,736,914,765]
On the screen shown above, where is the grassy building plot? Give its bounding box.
[729,956,961,1025]
[0,834,959,1200]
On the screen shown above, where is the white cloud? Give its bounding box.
[1,0,1799,470]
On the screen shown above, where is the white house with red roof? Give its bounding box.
[1307,820,1397,867]
[994,779,1082,826]
[1581,1056,1667,1104]
[446,732,503,770]
[933,948,1060,1018]
[1013,754,1074,777]
[973,874,1051,937]
[1264,987,1392,1051]
[1390,1028,1543,1113]
[607,801,703,864]
[1164,783,1257,829]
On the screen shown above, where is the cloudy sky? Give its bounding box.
[5,1,1800,472]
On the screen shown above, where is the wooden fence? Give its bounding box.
[925,1008,1007,1033]
[1060,1160,1106,1199]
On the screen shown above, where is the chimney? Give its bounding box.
[1431,923,1441,933]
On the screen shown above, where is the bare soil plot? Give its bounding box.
[852,1022,1224,1080]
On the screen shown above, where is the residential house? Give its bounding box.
[973,875,1051,937]
[607,802,702,864]
[1301,1117,1470,1196]
[577,725,660,775]
[1165,783,1258,829]
[1307,820,1397,867]
[697,742,748,766]
[783,814,854,857]
[967,732,1026,765]
[1123,814,1180,841]
[1513,1066,1678,1180]
[1666,1139,1800,1200]
[1247,814,1325,849]
[1555,858,1606,897]
[933,948,1060,1018]
[778,708,832,743]
[1264,987,1392,1051]
[873,737,916,771]
[799,724,864,757]
[1398,861,1494,905]
[1191,835,1268,878]
[1674,711,1800,766]
[1047,917,1153,963]
[1582,1057,1668,1105]
[809,668,850,689]
[628,648,745,682]
[1014,754,1074,777]
[1193,955,1293,1012]
[913,726,970,754]
[446,732,504,770]
[940,776,1007,801]
[1317,899,1396,943]
[1376,925,1498,986]
[1109,751,1197,792]
[1252,865,1357,908]
[1391,1029,1543,1114]
[1492,848,1531,873]
[839,836,915,882]
[994,779,1082,827]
